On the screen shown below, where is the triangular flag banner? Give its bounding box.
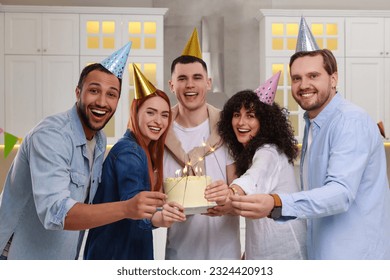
[0,127,4,135]
[4,132,18,158]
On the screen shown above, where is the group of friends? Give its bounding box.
[1,18,390,260]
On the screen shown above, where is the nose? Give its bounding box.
[154,114,162,125]
[237,116,245,126]
[300,77,310,90]
[186,78,195,88]
[95,92,107,107]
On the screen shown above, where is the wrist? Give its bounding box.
[267,193,282,220]
[228,185,239,196]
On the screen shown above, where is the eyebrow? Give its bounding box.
[146,107,169,114]
[88,82,119,93]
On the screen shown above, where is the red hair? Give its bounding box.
[128,89,172,192]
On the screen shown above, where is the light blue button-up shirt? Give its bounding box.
[280,93,390,259]
[0,105,106,259]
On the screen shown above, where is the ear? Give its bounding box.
[207,77,212,91]
[331,72,338,90]
[168,80,175,93]
[75,86,81,101]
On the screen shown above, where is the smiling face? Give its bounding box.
[232,106,260,147]
[169,62,211,113]
[290,54,338,119]
[76,69,120,140]
[137,95,170,145]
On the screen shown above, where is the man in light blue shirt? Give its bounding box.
[0,61,166,259]
[230,49,390,259]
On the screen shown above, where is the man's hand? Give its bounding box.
[125,191,167,220]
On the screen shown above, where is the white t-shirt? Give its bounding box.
[163,119,241,260]
[232,145,307,259]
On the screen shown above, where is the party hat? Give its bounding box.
[100,41,132,79]
[254,71,281,105]
[296,16,320,52]
[181,28,202,59]
[132,63,157,100]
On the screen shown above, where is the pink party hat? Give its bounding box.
[254,71,281,105]
[100,42,132,79]
[296,16,320,52]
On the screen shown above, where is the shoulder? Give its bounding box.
[108,132,146,159]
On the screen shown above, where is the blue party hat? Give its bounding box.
[296,17,320,52]
[101,42,132,79]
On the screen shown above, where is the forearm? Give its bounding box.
[64,201,127,230]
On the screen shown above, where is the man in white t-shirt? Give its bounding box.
[163,54,241,259]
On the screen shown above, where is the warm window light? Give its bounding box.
[311,24,324,36]
[272,23,284,36]
[129,22,141,34]
[286,23,298,36]
[87,21,99,34]
[326,23,338,35]
[144,22,156,34]
[102,21,115,34]
[143,64,157,84]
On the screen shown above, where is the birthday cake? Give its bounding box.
[163,175,215,214]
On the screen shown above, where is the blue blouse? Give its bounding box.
[84,130,154,260]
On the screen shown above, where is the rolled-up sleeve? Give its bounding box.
[29,129,78,230]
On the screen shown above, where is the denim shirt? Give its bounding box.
[0,105,106,259]
[84,130,153,260]
[280,94,390,259]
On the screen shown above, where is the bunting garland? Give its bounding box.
[1,129,21,158]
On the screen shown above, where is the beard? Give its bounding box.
[76,100,112,133]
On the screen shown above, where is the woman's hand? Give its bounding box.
[204,180,230,205]
[151,201,186,227]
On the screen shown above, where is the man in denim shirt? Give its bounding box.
[0,54,166,259]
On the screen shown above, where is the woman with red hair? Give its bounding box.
[84,66,185,260]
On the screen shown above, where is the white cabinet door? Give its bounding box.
[346,18,385,57]
[42,56,79,118]
[5,13,79,55]
[4,55,79,138]
[5,55,43,137]
[5,13,42,55]
[42,14,79,55]
[345,57,386,133]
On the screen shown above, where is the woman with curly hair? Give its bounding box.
[217,88,307,259]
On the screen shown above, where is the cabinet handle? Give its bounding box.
[386,52,389,55]
[380,52,384,55]
[37,49,41,52]
[43,49,47,52]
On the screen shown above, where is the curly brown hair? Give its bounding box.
[218,90,298,177]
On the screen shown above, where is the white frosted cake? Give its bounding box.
[163,175,215,214]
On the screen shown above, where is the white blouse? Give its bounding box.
[232,144,307,259]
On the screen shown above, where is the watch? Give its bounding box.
[268,194,282,220]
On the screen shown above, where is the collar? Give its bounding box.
[164,103,223,168]
[304,92,343,130]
